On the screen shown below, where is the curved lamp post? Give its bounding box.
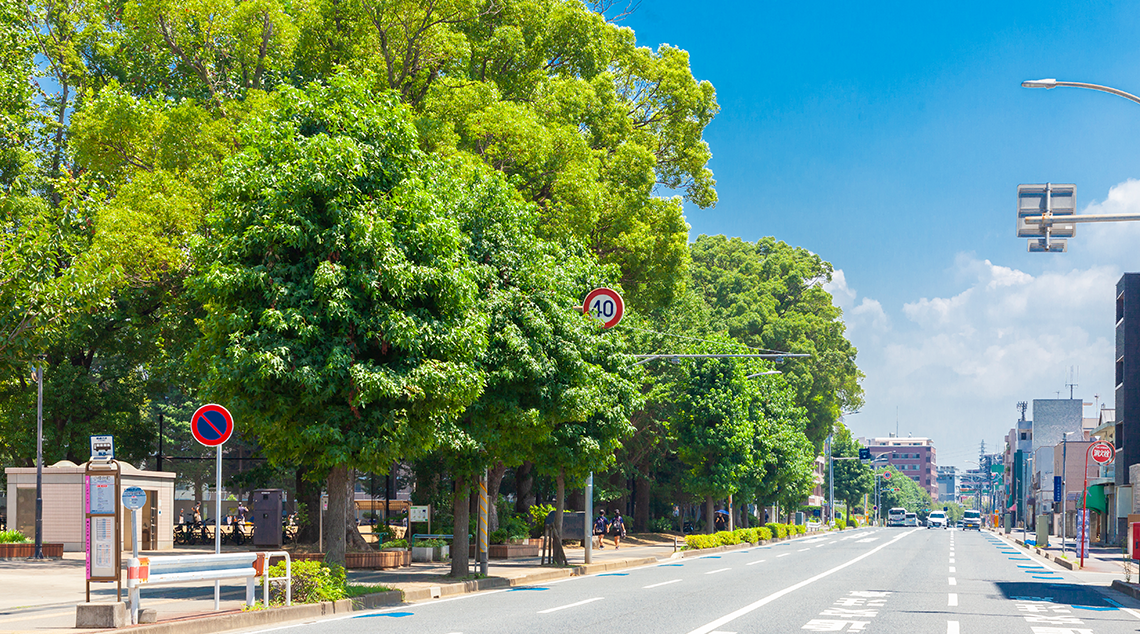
[1022,78,1140,105]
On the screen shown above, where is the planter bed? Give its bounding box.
[276,550,411,569]
[0,543,63,559]
[488,543,540,559]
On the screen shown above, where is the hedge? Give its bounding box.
[684,525,784,550]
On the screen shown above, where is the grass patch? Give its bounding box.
[345,584,396,598]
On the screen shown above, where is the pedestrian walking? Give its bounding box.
[610,511,626,549]
[593,510,609,549]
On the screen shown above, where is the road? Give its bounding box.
[235,527,1140,634]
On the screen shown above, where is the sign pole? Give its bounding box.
[584,473,593,565]
[214,445,221,610]
[34,362,44,559]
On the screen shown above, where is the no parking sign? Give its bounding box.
[191,404,234,447]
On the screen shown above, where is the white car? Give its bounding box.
[926,511,948,529]
[904,512,918,527]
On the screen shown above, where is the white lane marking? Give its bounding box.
[948,577,957,586]
[948,593,958,607]
[746,559,766,566]
[798,548,810,552]
[815,544,827,548]
[706,567,731,575]
[682,529,920,634]
[949,566,956,573]
[1122,607,1140,620]
[538,597,604,614]
[947,621,959,634]
[777,553,791,558]
[644,579,682,589]
[949,558,955,564]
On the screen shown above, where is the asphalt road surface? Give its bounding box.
[240,528,1140,634]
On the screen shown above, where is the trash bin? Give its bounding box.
[252,489,284,548]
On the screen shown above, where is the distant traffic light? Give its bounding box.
[859,448,871,461]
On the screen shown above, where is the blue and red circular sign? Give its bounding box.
[583,288,624,329]
[191,404,234,447]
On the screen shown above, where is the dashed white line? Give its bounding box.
[538,597,604,614]
[706,568,730,575]
[949,566,956,573]
[947,621,959,634]
[798,548,810,552]
[948,577,957,586]
[777,553,790,558]
[644,579,682,589]
[948,593,958,607]
[949,558,955,564]
[746,559,766,566]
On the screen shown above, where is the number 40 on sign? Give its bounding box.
[583,288,624,329]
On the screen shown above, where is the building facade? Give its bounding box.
[936,466,958,503]
[862,436,938,500]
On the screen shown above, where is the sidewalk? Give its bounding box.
[989,527,1129,575]
[0,535,686,633]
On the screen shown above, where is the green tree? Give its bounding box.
[825,423,873,512]
[689,235,864,445]
[877,466,933,515]
[190,74,489,568]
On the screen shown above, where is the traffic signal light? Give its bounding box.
[859,448,871,461]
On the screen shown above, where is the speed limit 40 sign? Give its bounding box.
[583,288,624,329]
[1090,440,1115,464]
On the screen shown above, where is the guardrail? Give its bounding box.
[126,551,291,625]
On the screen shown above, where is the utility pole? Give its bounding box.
[827,434,834,526]
[34,361,44,559]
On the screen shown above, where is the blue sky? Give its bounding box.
[622,1,1140,469]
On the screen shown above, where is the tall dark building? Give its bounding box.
[1115,274,1140,492]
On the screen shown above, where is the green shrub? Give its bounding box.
[504,516,530,541]
[791,524,806,535]
[489,528,509,545]
[345,583,395,598]
[757,527,773,541]
[0,530,29,544]
[683,534,717,550]
[379,539,407,550]
[648,517,674,533]
[414,538,446,548]
[268,561,345,604]
[835,519,847,531]
[847,518,859,529]
[528,504,555,538]
[766,523,788,539]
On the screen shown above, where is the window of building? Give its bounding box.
[1020,432,1027,440]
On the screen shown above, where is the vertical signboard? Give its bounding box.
[84,460,122,601]
[1076,509,1090,560]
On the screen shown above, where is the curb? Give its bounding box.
[1111,580,1140,600]
[118,599,354,634]
[999,531,1082,571]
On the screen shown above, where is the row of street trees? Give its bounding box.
[0,0,862,573]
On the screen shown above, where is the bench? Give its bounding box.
[127,551,292,624]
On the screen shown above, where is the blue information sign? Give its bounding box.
[1053,476,1063,503]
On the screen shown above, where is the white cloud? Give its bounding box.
[841,252,1118,470]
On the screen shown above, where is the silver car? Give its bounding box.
[926,511,948,529]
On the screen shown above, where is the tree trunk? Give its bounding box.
[705,495,714,534]
[326,466,349,567]
[487,462,507,533]
[552,470,567,565]
[515,461,535,513]
[633,473,650,532]
[345,469,371,551]
[450,475,470,578]
[295,466,323,544]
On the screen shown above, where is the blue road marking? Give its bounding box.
[1026,570,1057,574]
[1009,557,1032,560]
[1032,575,1058,579]
[1072,605,1116,611]
[508,587,549,591]
[355,612,414,619]
[703,556,722,559]
[660,563,683,567]
[1105,598,1123,607]
[1017,565,1045,568]
[598,573,629,576]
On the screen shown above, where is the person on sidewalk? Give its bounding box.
[593,510,609,549]
[611,511,627,549]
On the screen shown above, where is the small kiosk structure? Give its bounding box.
[5,460,176,552]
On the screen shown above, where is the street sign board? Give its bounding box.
[882,471,892,480]
[90,435,114,461]
[190,404,234,447]
[582,287,625,329]
[1017,183,1076,238]
[1091,440,1115,464]
[1053,476,1062,503]
[410,505,430,522]
[122,486,147,511]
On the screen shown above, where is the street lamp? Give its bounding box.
[1022,78,1140,106]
